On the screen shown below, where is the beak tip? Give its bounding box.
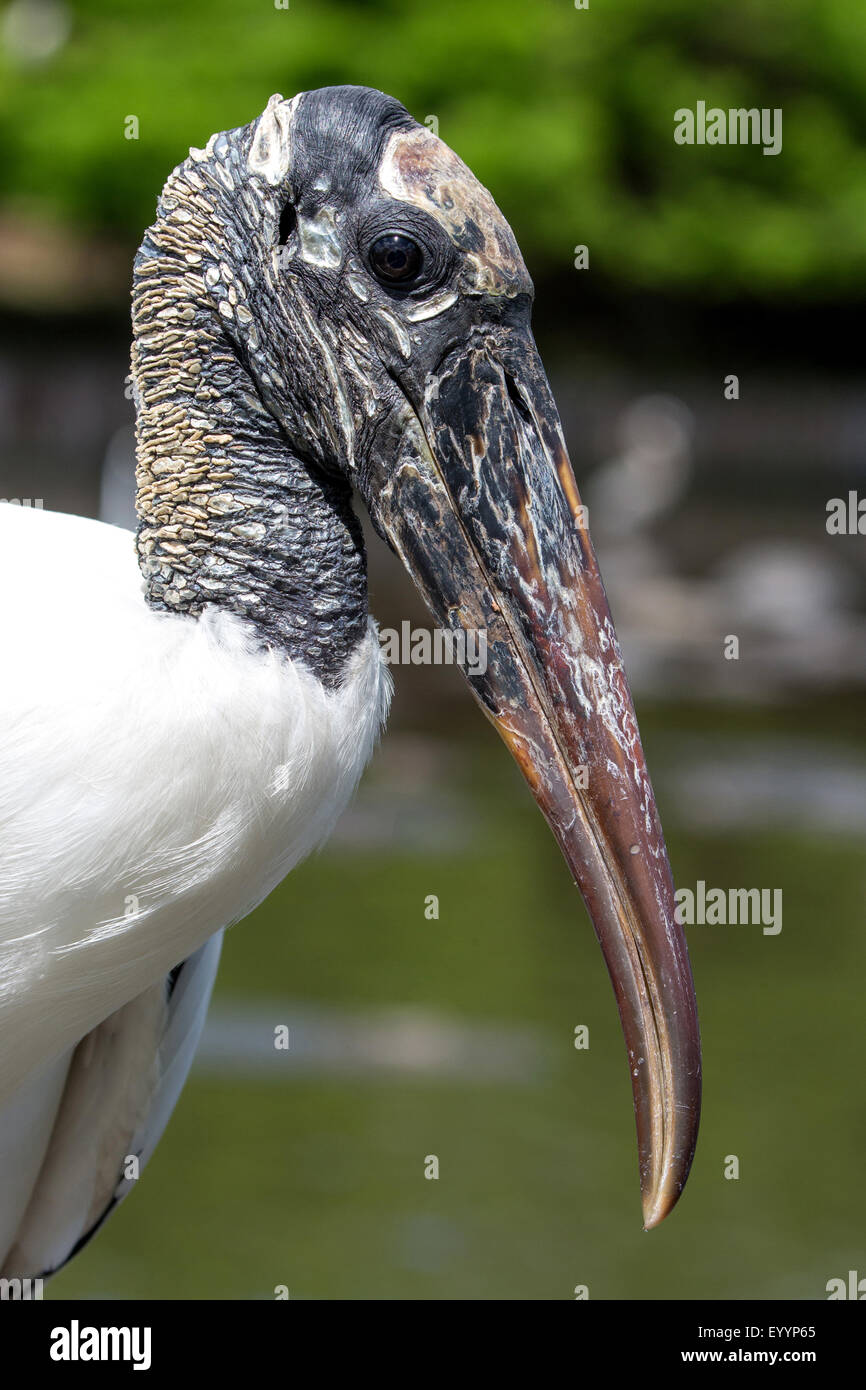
[641,1187,679,1232]
[640,1132,698,1230]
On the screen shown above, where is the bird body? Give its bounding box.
[0,502,388,1103]
[0,84,700,1280]
[0,502,387,1271]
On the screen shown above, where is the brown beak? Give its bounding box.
[367,323,701,1226]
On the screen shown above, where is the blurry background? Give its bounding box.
[1,0,864,1299]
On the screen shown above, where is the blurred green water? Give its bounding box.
[50,703,866,1300]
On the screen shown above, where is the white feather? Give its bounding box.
[2,933,223,1277]
[0,1051,71,1261]
[0,502,390,1111]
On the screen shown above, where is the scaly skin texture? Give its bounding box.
[132,119,368,687]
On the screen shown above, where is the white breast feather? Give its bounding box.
[0,504,391,1105]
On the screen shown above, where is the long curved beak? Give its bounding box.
[368,324,701,1226]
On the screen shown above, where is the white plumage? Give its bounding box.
[0,501,390,1274]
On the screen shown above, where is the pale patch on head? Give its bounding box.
[347,271,370,302]
[249,92,301,187]
[373,306,411,359]
[379,127,531,298]
[404,289,458,321]
[297,205,342,269]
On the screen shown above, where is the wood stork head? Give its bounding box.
[133,85,701,1226]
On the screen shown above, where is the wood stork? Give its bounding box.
[0,86,701,1281]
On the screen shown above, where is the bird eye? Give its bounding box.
[368,233,424,286]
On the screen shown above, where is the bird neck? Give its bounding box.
[131,223,368,688]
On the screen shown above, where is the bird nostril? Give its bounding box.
[504,370,533,429]
[277,201,297,246]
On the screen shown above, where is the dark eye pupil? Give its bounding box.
[369,233,423,284]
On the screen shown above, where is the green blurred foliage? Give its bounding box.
[1,0,865,296]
